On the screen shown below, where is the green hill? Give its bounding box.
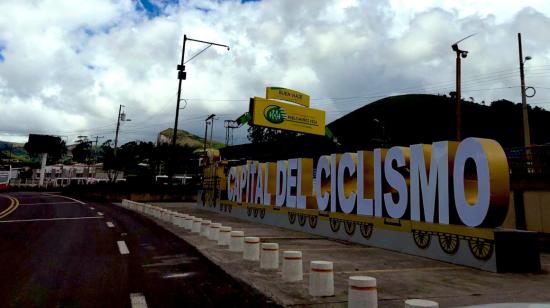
[0,140,31,162]
[159,128,225,149]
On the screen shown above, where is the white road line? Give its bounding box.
[117,241,130,255]
[129,293,148,308]
[19,201,80,206]
[90,207,95,210]
[97,212,104,216]
[0,216,104,223]
[42,193,86,205]
[106,221,115,228]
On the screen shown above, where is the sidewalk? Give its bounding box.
[147,202,550,307]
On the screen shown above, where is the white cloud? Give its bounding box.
[0,0,549,145]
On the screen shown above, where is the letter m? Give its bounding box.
[410,142,449,224]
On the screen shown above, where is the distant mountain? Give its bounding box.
[157,128,225,149]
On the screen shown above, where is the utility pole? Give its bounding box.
[170,35,229,180]
[114,105,130,156]
[172,35,187,149]
[91,135,104,163]
[203,114,215,165]
[518,33,532,148]
[210,117,215,149]
[452,34,475,141]
[114,105,123,156]
[224,120,239,146]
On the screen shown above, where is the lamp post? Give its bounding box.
[114,104,131,156]
[518,33,532,148]
[170,35,229,182]
[203,114,215,165]
[172,35,229,149]
[451,33,475,141]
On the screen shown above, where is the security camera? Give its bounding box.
[461,51,468,58]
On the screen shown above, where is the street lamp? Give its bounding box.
[172,35,229,149]
[452,33,476,141]
[518,33,532,148]
[203,114,216,161]
[114,105,131,156]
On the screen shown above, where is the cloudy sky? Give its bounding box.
[0,0,549,145]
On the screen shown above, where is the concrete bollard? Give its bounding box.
[243,237,260,261]
[180,214,190,227]
[200,220,211,237]
[169,211,177,224]
[404,299,439,308]
[218,226,232,245]
[309,261,334,297]
[208,223,222,241]
[161,210,169,221]
[176,214,187,227]
[348,276,377,308]
[184,216,194,230]
[229,231,245,252]
[282,250,303,281]
[192,217,203,233]
[260,243,279,269]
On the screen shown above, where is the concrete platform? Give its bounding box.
[147,202,550,307]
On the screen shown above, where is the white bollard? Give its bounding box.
[162,210,169,221]
[309,261,334,297]
[229,231,245,252]
[192,217,203,233]
[260,243,279,269]
[348,276,377,308]
[178,214,189,228]
[218,226,232,245]
[208,223,222,241]
[243,237,260,261]
[404,299,439,308]
[184,216,194,230]
[171,212,179,225]
[282,250,303,281]
[200,220,211,237]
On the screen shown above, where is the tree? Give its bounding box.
[100,140,119,182]
[72,139,92,164]
[24,134,67,164]
[247,125,299,144]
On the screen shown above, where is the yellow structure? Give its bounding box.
[251,97,326,136]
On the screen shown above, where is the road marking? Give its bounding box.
[90,207,95,210]
[106,221,115,228]
[97,212,104,216]
[129,293,148,308]
[42,193,86,205]
[19,201,80,206]
[0,216,104,223]
[0,196,16,217]
[0,196,19,219]
[117,241,130,255]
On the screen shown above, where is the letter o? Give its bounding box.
[453,138,490,227]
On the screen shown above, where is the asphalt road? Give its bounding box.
[0,192,277,308]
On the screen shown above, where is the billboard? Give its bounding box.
[266,87,310,107]
[250,97,326,136]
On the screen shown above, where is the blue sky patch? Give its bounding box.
[136,0,179,18]
[0,45,5,62]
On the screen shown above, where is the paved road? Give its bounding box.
[0,192,277,308]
